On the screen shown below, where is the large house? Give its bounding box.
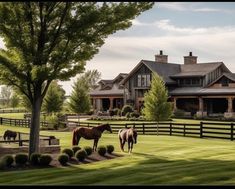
[90,50,235,118]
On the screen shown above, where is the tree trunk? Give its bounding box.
[29,96,42,157]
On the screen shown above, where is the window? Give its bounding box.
[221,77,229,86]
[137,74,151,87]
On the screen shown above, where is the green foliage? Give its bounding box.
[68,78,91,114]
[0,86,11,107]
[39,154,52,166]
[72,146,81,154]
[10,93,20,108]
[79,69,101,90]
[42,81,65,114]
[29,153,41,166]
[130,112,140,118]
[97,146,107,156]
[2,155,14,167]
[58,154,69,166]
[174,109,185,117]
[0,158,7,170]
[121,105,134,116]
[0,2,154,156]
[113,108,121,116]
[75,149,87,162]
[106,145,114,154]
[142,73,173,122]
[62,148,74,159]
[45,114,59,130]
[84,146,93,156]
[15,153,28,166]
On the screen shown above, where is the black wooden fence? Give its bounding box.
[69,121,235,141]
[0,117,53,128]
[0,109,27,114]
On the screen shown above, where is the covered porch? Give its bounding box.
[172,95,235,118]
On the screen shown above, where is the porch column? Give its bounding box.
[109,97,114,110]
[173,97,177,111]
[96,98,102,111]
[196,97,206,117]
[199,97,203,112]
[92,98,96,109]
[225,97,234,118]
[227,97,233,113]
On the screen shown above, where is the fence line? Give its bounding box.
[0,109,28,114]
[70,121,235,141]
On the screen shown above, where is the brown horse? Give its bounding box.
[3,130,17,142]
[72,123,112,151]
[118,127,138,154]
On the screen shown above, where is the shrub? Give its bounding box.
[39,154,52,166]
[72,146,81,154]
[0,158,6,170]
[15,153,28,166]
[62,148,74,159]
[126,112,131,118]
[121,105,134,116]
[75,149,87,162]
[113,108,120,116]
[84,146,93,156]
[2,155,14,167]
[97,146,107,156]
[130,112,140,118]
[30,153,41,166]
[58,154,69,166]
[108,109,115,117]
[106,145,114,154]
[174,109,185,117]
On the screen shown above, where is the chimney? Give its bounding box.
[184,52,197,65]
[155,50,168,63]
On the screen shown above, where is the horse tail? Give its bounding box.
[72,129,77,145]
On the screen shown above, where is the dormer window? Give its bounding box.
[221,77,229,86]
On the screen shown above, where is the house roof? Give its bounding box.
[89,88,124,96]
[121,60,181,85]
[171,62,224,78]
[169,87,235,96]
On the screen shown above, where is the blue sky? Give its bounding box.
[2,2,235,95]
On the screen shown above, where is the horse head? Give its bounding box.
[105,123,112,133]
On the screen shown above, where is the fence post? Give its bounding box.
[125,123,127,128]
[183,124,186,137]
[88,123,90,128]
[0,117,2,125]
[133,123,135,129]
[18,132,22,146]
[143,123,145,134]
[231,123,234,141]
[170,122,172,136]
[200,121,203,138]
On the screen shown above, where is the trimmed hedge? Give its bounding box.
[84,146,93,156]
[106,145,114,154]
[2,155,14,167]
[58,154,69,166]
[72,146,81,154]
[97,146,106,156]
[15,153,28,166]
[30,153,41,166]
[75,149,87,162]
[39,154,52,166]
[62,148,74,159]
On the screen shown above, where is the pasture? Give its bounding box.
[1,124,235,184]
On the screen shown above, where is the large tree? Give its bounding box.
[0,2,154,156]
[142,73,173,134]
[0,85,12,106]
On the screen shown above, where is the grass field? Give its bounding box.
[1,124,235,185]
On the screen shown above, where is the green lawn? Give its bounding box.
[1,124,235,185]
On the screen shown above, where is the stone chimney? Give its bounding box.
[155,50,168,63]
[184,52,197,65]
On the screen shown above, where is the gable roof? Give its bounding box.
[207,72,235,87]
[171,62,224,78]
[121,60,181,85]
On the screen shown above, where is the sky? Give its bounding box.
[2,2,235,95]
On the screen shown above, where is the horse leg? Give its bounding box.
[130,141,133,153]
[128,141,131,154]
[77,135,81,146]
[119,137,124,152]
[93,139,98,152]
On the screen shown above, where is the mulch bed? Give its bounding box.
[1,152,124,171]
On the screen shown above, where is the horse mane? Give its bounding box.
[72,129,77,145]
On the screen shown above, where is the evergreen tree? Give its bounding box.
[10,92,20,108]
[42,81,65,114]
[68,78,91,114]
[142,73,173,133]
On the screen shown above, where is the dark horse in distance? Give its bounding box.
[118,127,138,153]
[3,130,17,142]
[72,123,112,151]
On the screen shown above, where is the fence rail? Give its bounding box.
[0,109,28,114]
[70,121,235,141]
